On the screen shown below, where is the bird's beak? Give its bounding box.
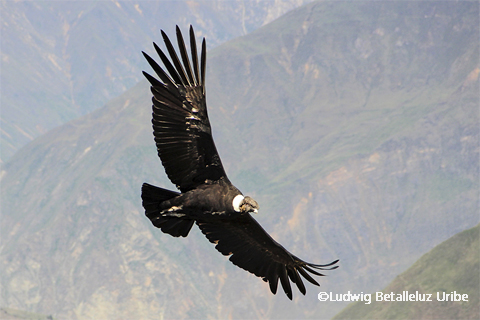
[253,208,258,214]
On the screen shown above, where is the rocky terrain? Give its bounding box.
[1,0,312,163]
[1,1,478,319]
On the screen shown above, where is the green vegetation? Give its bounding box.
[334,225,480,319]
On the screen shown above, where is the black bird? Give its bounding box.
[141,25,338,300]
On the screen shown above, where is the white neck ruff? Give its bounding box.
[232,194,244,212]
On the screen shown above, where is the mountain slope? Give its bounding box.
[0,0,313,163]
[333,224,480,319]
[0,307,54,320]
[1,1,478,319]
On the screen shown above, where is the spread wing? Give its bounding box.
[142,26,226,192]
[196,215,339,300]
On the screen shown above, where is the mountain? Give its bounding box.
[0,307,54,320]
[1,1,478,319]
[333,224,479,319]
[0,0,312,163]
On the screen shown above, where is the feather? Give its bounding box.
[297,267,320,286]
[161,30,189,86]
[292,268,306,295]
[303,265,326,277]
[189,25,200,85]
[267,264,280,294]
[143,52,177,88]
[200,39,206,91]
[152,42,183,86]
[279,266,293,300]
[176,26,195,86]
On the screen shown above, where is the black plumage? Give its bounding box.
[141,25,338,300]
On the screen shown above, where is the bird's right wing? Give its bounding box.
[196,215,339,300]
[142,26,227,193]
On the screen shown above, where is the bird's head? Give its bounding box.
[241,196,259,214]
[233,195,259,214]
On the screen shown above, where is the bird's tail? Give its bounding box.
[141,183,194,237]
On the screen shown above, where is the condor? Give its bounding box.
[141,25,338,300]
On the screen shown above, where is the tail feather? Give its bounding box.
[141,183,194,237]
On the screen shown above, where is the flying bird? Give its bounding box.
[141,25,338,300]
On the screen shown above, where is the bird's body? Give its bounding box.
[141,25,338,300]
[146,177,242,218]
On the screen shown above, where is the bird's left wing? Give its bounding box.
[196,215,339,300]
[142,26,227,192]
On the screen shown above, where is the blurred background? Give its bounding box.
[1,1,478,319]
